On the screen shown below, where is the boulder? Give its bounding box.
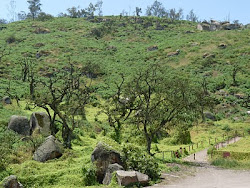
[116,170,149,186]
[167,49,180,57]
[30,112,51,136]
[204,112,216,121]
[1,175,23,188]
[103,163,124,185]
[91,142,123,183]
[8,116,30,136]
[203,53,215,58]
[218,43,227,49]
[147,45,158,52]
[34,27,50,34]
[33,135,63,162]
[2,96,12,104]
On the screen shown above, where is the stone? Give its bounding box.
[115,170,149,186]
[135,171,149,185]
[167,49,180,57]
[247,111,250,115]
[103,163,124,185]
[218,43,227,49]
[1,175,23,188]
[147,45,158,52]
[34,27,50,34]
[8,116,30,136]
[30,112,51,136]
[204,112,216,121]
[33,135,63,162]
[91,142,123,183]
[116,171,137,186]
[203,53,215,58]
[2,96,12,104]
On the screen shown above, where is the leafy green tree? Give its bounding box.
[33,63,95,148]
[27,0,42,20]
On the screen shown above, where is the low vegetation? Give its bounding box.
[0,3,249,186]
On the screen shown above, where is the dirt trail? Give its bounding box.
[148,137,250,188]
[183,136,242,164]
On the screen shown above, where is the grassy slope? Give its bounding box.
[0,17,250,186]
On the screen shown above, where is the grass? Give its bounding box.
[0,16,249,187]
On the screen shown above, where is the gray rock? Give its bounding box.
[204,112,216,121]
[8,116,30,136]
[91,142,123,183]
[136,171,149,185]
[147,45,158,52]
[30,112,51,136]
[116,170,149,186]
[2,96,12,104]
[1,175,23,188]
[33,135,63,162]
[116,171,138,186]
[103,163,124,185]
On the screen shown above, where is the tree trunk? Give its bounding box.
[146,135,152,155]
[62,122,72,149]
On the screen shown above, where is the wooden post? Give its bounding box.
[223,134,224,140]
[192,144,193,150]
[194,153,195,160]
[189,145,190,152]
[209,139,210,145]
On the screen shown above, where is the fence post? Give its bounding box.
[189,145,190,152]
[209,139,210,145]
[194,153,195,160]
[192,144,193,150]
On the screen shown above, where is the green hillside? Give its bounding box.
[0,16,249,187]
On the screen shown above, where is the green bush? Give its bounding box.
[122,144,160,180]
[171,126,191,145]
[82,163,97,186]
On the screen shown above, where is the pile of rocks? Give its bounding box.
[197,20,242,31]
[91,142,150,186]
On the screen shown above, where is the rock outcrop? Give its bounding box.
[30,112,51,136]
[197,20,242,31]
[91,142,123,183]
[8,116,30,136]
[33,135,63,162]
[0,175,23,188]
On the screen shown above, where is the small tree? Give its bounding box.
[121,64,199,155]
[135,7,142,17]
[186,9,199,22]
[27,0,41,20]
[95,0,103,16]
[146,0,166,17]
[33,63,95,148]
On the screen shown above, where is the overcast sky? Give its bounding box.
[0,0,249,24]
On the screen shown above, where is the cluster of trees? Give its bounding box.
[1,0,199,23]
[15,53,214,154]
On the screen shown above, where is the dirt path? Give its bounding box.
[183,136,242,164]
[148,137,250,188]
[149,166,250,188]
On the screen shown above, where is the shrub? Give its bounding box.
[122,144,160,180]
[37,12,54,21]
[82,163,97,186]
[171,126,191,145]
[6,34,16,44]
